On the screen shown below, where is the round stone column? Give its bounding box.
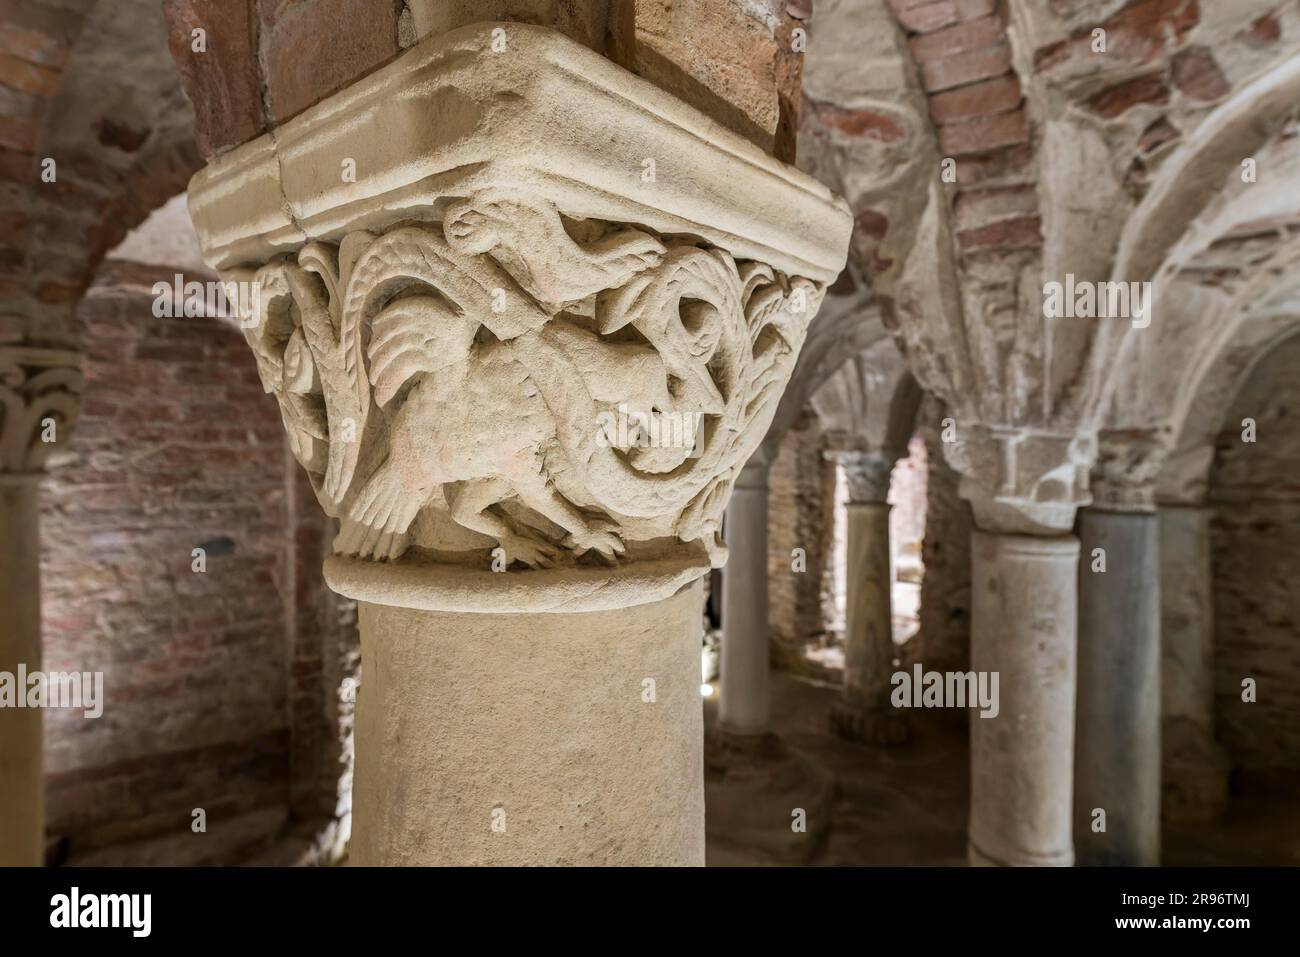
[719,460,771,736]
[182,19,852,869]
[969,530,1079,867]
[345,577,706,866]
[1076,506,1161,865]
[0,346,80,867]
[0,475,43,866]
[1159,502,1228,820]
[829,451,907,744]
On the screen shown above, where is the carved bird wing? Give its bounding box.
[367,296,471,407]
[286,247,369,506]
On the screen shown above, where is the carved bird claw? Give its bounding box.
[499,532,562,569]
[562,523,627,561]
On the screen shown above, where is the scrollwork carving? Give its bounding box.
[237,191,825,570]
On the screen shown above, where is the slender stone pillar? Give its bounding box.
[0,476,42,866]
[829,450,907,744]
[1159,503,1228,820]
[0,346,81,867]
[351,581,705,865]
[1076,506,1161,865]
[969,530,1079,867]
[184,24,851,866]
[720,459,771,735]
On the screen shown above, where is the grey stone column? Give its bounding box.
[1075,505,1162,866]
[969,530,1079,867]
[829,450,908,744]
[1159,503,1228,820]
[719,458,771,735]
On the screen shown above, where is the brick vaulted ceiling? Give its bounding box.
[3,0,1297,432]
[1,0,201,349]
[799,0,1300,462]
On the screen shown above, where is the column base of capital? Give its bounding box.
[324,550,710,614]
[830,699,911,746]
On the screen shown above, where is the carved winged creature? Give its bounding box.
[243,192,819,568]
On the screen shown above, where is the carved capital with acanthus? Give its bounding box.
[187,23,851,612]
[0,347,82,477]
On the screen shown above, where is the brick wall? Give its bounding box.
[1208,332,1300,789]
[163,0,803,160]
[765,394,971,687]
[39,259,353,863]
[914,395,972,681]
[287,463,360,829]
[767,410,834,676]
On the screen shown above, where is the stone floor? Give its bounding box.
[705,669,1300,867]
[1164,793,1300,866]
[65,666,1300,866]
[704,669,969,866]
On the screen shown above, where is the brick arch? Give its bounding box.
[881,0,1036,253]
[0,0,100,345]
[1,0,201,348]
[1160,315,1300,505]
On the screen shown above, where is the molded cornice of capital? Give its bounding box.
[1089,429,1168,514]
[187,22,852,612]
[0,347,82,476]
[952,426,1093,535]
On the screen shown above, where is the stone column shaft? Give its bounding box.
[351,582,705,865]
[1159,503,1228,820]
[843,501,892,699]
[720,463,770,735]
[1076,507,1161,866]
[969,530,1079,867]
[0,476,42,866]
[0,346,80,866]
[830,450,907,744]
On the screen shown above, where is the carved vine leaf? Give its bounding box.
[236,192,824,569]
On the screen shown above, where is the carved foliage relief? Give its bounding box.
[234,191,824,569]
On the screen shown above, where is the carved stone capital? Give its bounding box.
[187,23,851,612]
[1156,443,1214,507]
[948,425,1094,535]
[1090,429,1168,513]
[825,448,893,505]
[0,347,82,477]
